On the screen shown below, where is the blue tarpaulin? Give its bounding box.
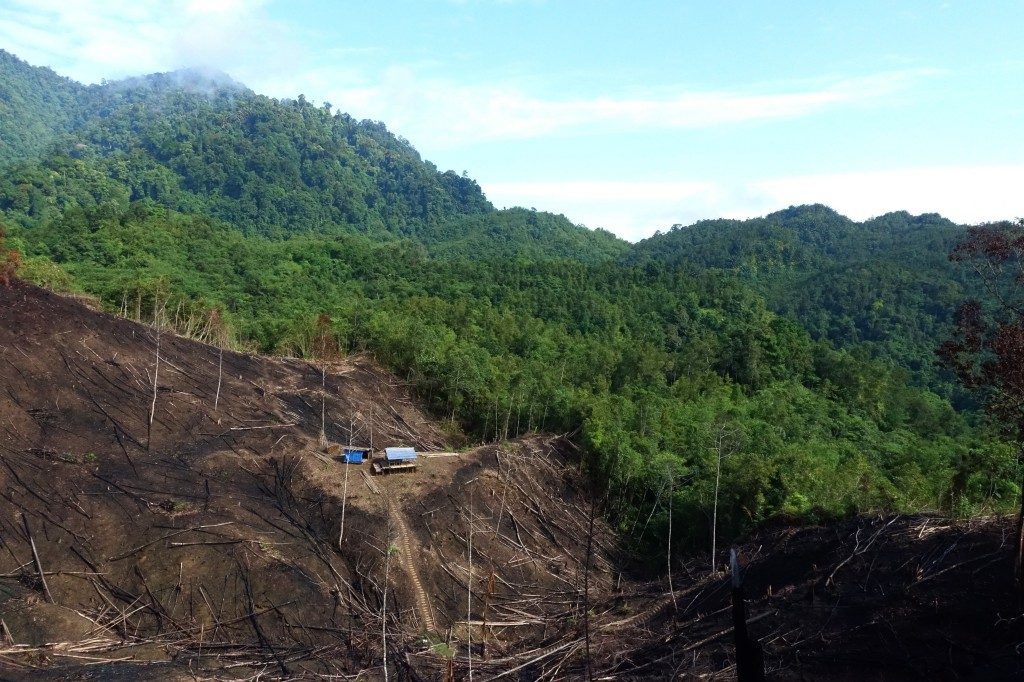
[341,447,368,464]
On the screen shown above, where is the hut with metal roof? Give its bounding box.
[373,447,418,474]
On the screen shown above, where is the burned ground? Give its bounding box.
[0,281,631,679]
[609,514,1023,680]
[0,280,444,678]
[0,281,1022,680]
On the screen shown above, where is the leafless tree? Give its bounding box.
[147,295,166,451]
[338,415,357,548]
[583,493,597,680]
[207,308,230,413]
[710,420,743,574]
[466,487,475,681]
[311,314,340,447]
[381,516,395,682]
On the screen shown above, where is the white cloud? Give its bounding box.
[0,0,288,84]
[322,69,931,149]
[483,166,1024,242]
[0,0,929,149]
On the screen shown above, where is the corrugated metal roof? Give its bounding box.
[384,447,417,461]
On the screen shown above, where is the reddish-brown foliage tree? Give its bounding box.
[0,225,22,287]
[311,313,341,363]
[939,220,1024,589]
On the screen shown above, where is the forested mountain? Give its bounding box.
[0,50,621,260]
[629,205,970,398]
[0,51,1015,564]
[0,49,87,163]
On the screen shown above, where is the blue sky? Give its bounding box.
[1,0,1022,240]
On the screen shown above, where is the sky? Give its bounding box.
[1,0,1022,241]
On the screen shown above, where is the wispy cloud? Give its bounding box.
[323,69,933,148]
[0,0,932,147]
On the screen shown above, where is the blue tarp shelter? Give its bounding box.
[341,447,369,464]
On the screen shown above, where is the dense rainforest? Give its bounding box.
[0,50,1016,567]
[628,206,969,401]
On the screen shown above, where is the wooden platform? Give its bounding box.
[372,461,418,475]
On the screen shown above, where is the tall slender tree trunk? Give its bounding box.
[339,419,351,548]
[320,366,327,446]
[214,347,223,412]
[450,369,461,425]
[584,494,596,681]
[148,300,162,451]
[382,520,391,682]
[467,490,474,682]
[667,475,676,609]
[493,395,500,442]
[712,453,722,574]
[482,571,494,660]
[1015,448,1024,591]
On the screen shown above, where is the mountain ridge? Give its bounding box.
[1,50,632,264]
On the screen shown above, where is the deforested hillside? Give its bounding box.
[1,281,1022,680]
[0,279,446,677]
[0,281,631,678]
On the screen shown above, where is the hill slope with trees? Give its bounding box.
[628,205,970,398]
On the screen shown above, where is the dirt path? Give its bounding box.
[383,491,438,634]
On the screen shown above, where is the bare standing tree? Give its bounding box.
[147,294,166,451]
[311,314,340,447]
[710,419,743,574]
[666,465,676,609]
[207,308,230,413]
[466,487,475,682]
[583,493,597,681]
[381,516,395,682]
[338,415,357,548]
[659,458,687,610]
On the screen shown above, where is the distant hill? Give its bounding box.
[422,206,627,262]
[627,205,969,396]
